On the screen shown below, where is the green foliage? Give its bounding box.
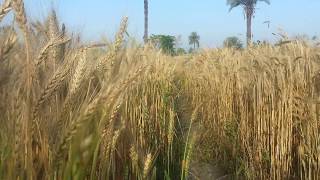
[223,36,243,49]
[150,34,176,55]
[176,48,186,55]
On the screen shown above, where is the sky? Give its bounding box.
[2,0,320,48]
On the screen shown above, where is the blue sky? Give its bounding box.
[2,0,320,47]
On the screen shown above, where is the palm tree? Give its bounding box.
[143,0,148,43]
[189,32,200,50]
[227,0,270,46]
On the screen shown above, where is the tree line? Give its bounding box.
[143,0,271,54]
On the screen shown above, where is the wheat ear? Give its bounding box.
[0,0,11,22]
[95,17,128,71]
[0,29,17,62]
[36,36,70,67]
[11,0,30,64]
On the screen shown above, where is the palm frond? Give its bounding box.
[227,0,270,11]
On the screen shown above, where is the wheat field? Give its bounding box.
[0,1,319,179]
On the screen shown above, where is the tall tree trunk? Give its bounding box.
[245,7,253,47]
[143,0,148,43]
[194,42,196,50]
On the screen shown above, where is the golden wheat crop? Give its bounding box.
[0,1,319,180]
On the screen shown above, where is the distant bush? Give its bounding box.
[176,48,187,55]
[223,36,243,49]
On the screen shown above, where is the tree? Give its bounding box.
[150,34,176,55]
[188,32,200,50]
[223,36,243,49]
[227,0,270,46]
[312,35,318,41]
[143,0,149,43]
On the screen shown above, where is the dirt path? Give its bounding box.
[189,161,231,180]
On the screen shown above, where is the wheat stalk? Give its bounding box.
[55,66,144,170]
[32,62,71,149]
[54,50,87,131]
[10,2,34,177]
